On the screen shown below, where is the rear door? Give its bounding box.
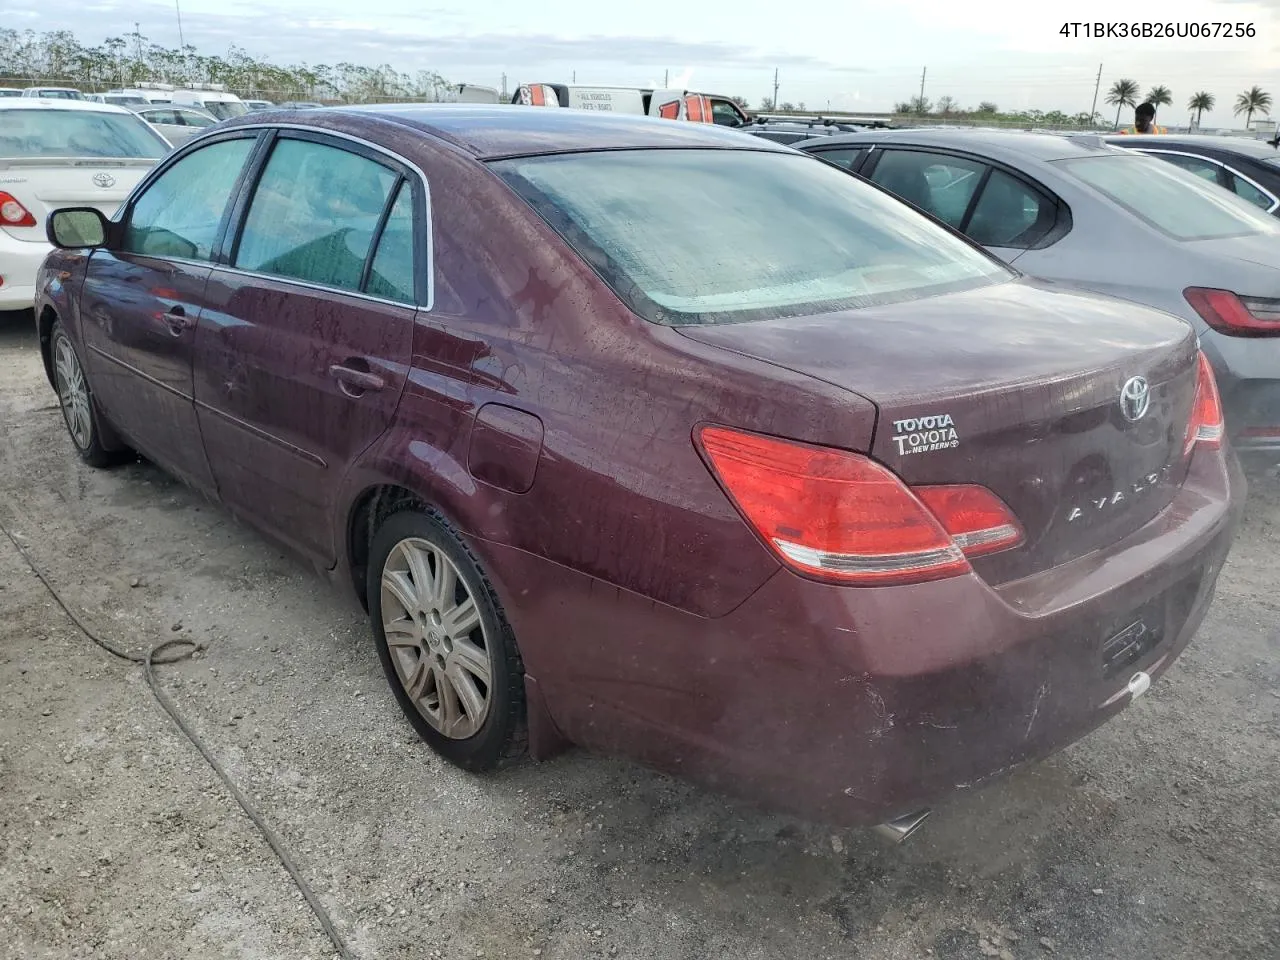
[78,133,261,491]
[193,131,418,564]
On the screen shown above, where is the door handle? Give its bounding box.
[163,306,192,336]
[329,362,386,396]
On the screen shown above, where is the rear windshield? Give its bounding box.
[202,100,248,120]
[1058,153,1280,241]
[0,108,169,159]
[494,149,1010,325]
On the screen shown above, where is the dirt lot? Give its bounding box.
[1,310,1278,960]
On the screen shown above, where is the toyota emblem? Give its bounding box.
[1119,376,1151,422]
[92,172,116,188]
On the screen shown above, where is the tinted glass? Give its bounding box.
[869,150,986,226]
[142,109,179,125]
[366,181,417,303]
[124,137,255,259]
[496,149,1009,326]
[1060,153,1280,241]
[966,169,1050,247]
[809,147,866,171]
[235,138,397,291]
[0,108,169,159]
[1154,152,1222,184]
[177,110,216,127]
[1226,171,1274,209]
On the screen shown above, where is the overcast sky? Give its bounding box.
[9,0,1280,126]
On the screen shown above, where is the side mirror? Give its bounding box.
[47,207,108,249]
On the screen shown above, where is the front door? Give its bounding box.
[79,134,260,491]
[193,133,418,564]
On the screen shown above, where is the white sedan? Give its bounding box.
[0,99,169,311]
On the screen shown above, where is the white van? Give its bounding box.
[442,83,501,104]
[171,84,248,121]
[514,83,748,126]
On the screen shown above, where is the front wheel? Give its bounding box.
[50,322,126,468]
[368,507,526,770]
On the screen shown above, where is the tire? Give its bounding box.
[49,321,128,468]
[368,507,527,770]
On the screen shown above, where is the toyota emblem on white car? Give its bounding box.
[1120,376,1151,422]
[92,172,116,188]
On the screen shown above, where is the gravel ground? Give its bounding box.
[1,310,1278,960]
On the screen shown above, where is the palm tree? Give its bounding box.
[1146,85,1173,108]
[1105,78,1140,129]
[1187,91,1215,129]
[1234,86,1272,128]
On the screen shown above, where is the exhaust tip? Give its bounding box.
[872,809,931,845]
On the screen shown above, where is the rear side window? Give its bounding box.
[1225,171,1275,210]
[965,169,1053,247]
[1059,153,1280,241]
[495,149,1010,326]
[868,150,986,227]
[124,137,256,260]
[365,182,417,304]
[1151,152,1223,185]
[235,138,398,292]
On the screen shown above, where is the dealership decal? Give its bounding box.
[891,414,959,456]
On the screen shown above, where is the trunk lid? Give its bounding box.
[0,158,154,242]
[678,279,1200,582]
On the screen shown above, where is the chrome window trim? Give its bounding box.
[120,120,436,309]
[1132,147,1280,213]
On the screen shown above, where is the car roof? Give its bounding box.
[1102,134,1280,159]
[0,98,133,114]
[320,104,793,159]
[793,127,1117,163]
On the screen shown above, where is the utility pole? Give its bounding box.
[664,69,669,87]
[919,66,926,107]
[501,73,507,99]
[175,0,185,48]
[773,67,779,109]
[1089,63,1102,126]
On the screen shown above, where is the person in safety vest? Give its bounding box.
[1120,102,1166,135]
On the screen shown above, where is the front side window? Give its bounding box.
[142,109,179,126]
[0,108,169,160]
[124,137,256,260]
[869,150,986,227]
[965,169,1052,247]
[709,99,745,127]
[1059,153,1280,241]
[235,138,398,292]
[495,149,1010,326]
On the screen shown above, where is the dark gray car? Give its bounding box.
[793,129,1280,456]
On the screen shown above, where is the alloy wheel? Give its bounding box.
[53,335,93,451]
[380,537,492,739]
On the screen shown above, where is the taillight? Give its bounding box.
[696,426,1021,586]
[1184,287,1280,337]
[0,192,37,227]
[1185,350,1225,454]
[914,485,1024,557]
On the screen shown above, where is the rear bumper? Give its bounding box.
[0,231,50,310]
[488,445,1243,826]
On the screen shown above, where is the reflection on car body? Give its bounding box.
[33,107,1243,831]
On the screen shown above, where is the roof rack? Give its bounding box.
[749,113,894,129]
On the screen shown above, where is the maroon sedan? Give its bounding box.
[34,106,1241,836]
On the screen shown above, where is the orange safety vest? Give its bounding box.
[1120,125,1166,134]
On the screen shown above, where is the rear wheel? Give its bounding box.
[50,322,126,468]
[368,507,526,770]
